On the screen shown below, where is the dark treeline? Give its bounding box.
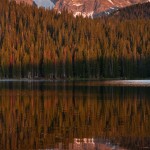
[111,2,150,20]
[0,0,150,79]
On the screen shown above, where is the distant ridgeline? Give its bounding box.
[0,0,150,79]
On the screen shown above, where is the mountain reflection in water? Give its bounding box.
[0,81,150,149]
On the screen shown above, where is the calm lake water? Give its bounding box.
[0,81,150,150]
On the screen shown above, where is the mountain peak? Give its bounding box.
[54,0,149,18]
[14,0,150,18]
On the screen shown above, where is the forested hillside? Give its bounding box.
[0,0,150,79]
[111,2,150,20]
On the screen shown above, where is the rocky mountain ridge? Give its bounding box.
[15,0,150,18]
[54,0,150,18]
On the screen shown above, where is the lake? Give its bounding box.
[0,81,150,150]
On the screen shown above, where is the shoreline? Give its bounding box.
[0,78,150,87]
[0,78,149,81]
[0,77,149,81]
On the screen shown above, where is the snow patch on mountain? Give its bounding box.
[108,0,114,4]
[74,11,82,17]
[74,11,94,18]
[73,3,83,7]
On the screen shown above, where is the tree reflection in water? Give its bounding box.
[0,82,149,149]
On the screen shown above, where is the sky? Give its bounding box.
[34,0,55,9]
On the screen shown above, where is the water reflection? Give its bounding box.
[0,82,150,149]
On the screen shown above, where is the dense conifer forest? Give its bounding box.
[111,2,150,20]
[0,0,150,79]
